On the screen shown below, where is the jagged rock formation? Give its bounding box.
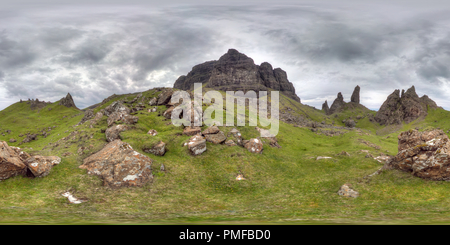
[322,100,330,115]
[329,92,345,114]
[374,86,438,125]
[351,85,360,104]
[58,93,78,109]
[173,49,300,102]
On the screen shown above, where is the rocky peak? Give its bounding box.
[218,49,253,63]
[374,86,437,125]
[329,92,345,114]
[350,85,360,104]
[173,49,300,103]
[322,100,330,115]
[58,93,78,109]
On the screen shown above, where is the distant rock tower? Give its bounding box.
[59,93,79,109]
[351,85,360,104]
[322,100,330,115]
[329,92,345,114]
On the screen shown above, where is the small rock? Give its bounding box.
[316,156,332,160]
[338,184,359,198]
[143,141,166,156]
[147,129,158,136]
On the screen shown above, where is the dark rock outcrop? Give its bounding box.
[58,93,78,109]
[322,100,330,115]
[374,86,437,125]
[351,85,360,104]
[173,49,300,102]
[329,92,345,114]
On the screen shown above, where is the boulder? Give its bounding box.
[244,138,263,154]
[388,129,450,180]
[202,126,220,135]
[79,140,153,188]
[183,126,201,136]
[225,140,236,146]
[157,88,174,105]
[0,141,27,180]
[187,135,206,155]
[24,156,61,178]
[105,125,128,142]
[345,119,356,128]
[143,141,166,156]
[205,131,227,144]
[148,97,157,106]
[107,112,138,127]
[104,101,130,117]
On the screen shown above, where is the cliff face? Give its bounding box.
[173,49,300,102]
[374,86,438,125]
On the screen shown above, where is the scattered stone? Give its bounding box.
[148,97,157,106]
[202,126,220,135]
[337,184,359,198]
[24,156,61,178]
[236,174,245,181]
[79,140,153,188]
[183,126,201,136]
[147,129,158,136]
[143,141,166,156]
[61,192,86,204]
[105,124,128,142]
[225,140,236,146]
[104,101,131,117]
[187,135,206,155]
[365,153,374,158]
[160,164,165,171]
[345,119,356,128]
[316,156,332,160]
[205,131,227,144]
[22,134,37,143]
[244,138,263,154]
[148,107,157,113]
[9,138,16,143]
[338,151,350,156]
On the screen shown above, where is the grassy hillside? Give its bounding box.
[1,89,450,224]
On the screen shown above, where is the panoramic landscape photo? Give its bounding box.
[2,0,450,224]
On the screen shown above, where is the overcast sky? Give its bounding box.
[1,0,450,110]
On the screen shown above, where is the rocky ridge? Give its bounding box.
[173,49,300,102]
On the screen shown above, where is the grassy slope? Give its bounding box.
[1,91,450,224]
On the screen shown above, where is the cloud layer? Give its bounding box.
[1,1,450,110]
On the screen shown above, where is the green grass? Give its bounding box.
[1,90,450,224]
